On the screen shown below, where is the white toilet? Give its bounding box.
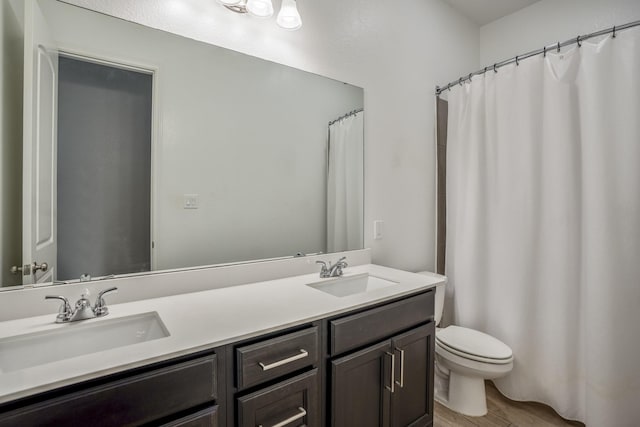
[420,273,514,417]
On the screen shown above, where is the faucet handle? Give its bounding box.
[316,260,330,278]
[94,287,118,317]
[45,295,72,323]
[328,257,347,277]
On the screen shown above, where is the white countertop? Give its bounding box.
[0,264,445,404]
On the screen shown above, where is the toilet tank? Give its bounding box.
[418,271,446,327]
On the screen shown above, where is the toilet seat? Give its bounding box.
[436,326,513,364]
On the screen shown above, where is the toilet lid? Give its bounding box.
[436,326,512,361]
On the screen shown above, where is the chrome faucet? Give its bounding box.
[316,257,348,278]
[45,287,118,323]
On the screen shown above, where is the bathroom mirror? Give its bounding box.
[0,0,364,289]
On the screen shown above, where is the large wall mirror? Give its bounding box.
[0,0,364,289]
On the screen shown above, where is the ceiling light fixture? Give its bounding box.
[277,0,302,30]
[219,0,302,30]
[220,0,248,14]
[246,0,274,17]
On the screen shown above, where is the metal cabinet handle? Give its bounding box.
[385,351,395,393]
[258,407,307,427]
[395,348,405,388]
[258,349,308,371]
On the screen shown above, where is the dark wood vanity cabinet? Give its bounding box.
[329,292,436,427]
[390,323,436,427]
[230,325,322,427]
[331,340,393,426]
[0,351,223,427]
[237,369,319,427]
[235,326,319,390]
[161,405,220,427]
[330,326,436,427]
[0,289,435,427]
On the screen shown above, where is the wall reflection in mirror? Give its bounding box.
[0,0,364,288]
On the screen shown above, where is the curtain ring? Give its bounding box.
[613,25,616,38]
[557,42,561,53]
[468,73,473,82]
[493,63,498,73]
[577,35,582,47]
[448,83,451,92]
[543,46,547,57]
[515,56,519,66]
[459,77,463,86]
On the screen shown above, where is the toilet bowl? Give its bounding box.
[419,272,513,417]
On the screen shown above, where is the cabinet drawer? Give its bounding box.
[236,326,319,390]
[237,369,319,427]
[161,405,219,427]
[330,291,434,356]
[0,354,217,427]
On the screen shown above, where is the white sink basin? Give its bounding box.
[0,312,169,373]
[307,273,398,297]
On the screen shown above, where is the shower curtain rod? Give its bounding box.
[328,108,363,126]
[435,19,640,96]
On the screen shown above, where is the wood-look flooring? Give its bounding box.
[434,381,585,427]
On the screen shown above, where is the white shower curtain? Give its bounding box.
[445,29,640,426]
[327,111,364,253]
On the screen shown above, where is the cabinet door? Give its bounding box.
[160,405,218,427]
[331,340,392,427]
[390,323,435,427]
[237,369,319,427]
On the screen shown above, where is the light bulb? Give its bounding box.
[246,0,274,17]
[277,0,302,30]
[219,0,241,5]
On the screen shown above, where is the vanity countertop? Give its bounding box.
[0,264,445,403]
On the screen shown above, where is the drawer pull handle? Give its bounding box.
[385,351,395,393]
[258,406,307,427]
[258,349,309,371]
[395,348,405,388]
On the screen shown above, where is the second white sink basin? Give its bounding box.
[307,273,398,297]
[0,312,169,373]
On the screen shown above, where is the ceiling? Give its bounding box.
[443,0,542,26]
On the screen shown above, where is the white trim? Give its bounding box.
[22,0,35,286]
[150,62,161,271]
[57,49,155,75]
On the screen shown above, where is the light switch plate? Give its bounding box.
[373,220,384,240]
[183,194,199,209]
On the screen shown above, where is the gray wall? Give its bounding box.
[0,0,24,287]
[57,56,152,280]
